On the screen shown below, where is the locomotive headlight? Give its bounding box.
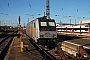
[53,34,57,37]
[40,35,44,37]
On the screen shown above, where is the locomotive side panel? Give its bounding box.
[29,22,32,38]
[31,20,38,42]
[29,20,36,40]
[35,19,40,40]
[27,21,34,39]
[26,23,28,35]
[26,22,30,36]
[27,19,40,42]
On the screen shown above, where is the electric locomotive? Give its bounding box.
[26,16,57,47]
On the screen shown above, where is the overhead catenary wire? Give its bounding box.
[0,6,9,16]
[0,0,10,17]
[61,0,90,20]
[75,0,90,8]
[0,0,16,26]
[75,0,90,16]
[32,5,45,18]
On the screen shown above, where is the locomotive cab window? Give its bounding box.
[40,22,47,26]
[48,22,55,26]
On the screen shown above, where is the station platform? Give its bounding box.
[4,32,44,60]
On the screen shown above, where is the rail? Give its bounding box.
[23,32,57,60]
[79,46,90,58]
[57,45,68,60]
[30,39,57,60]
[0,32,17,60]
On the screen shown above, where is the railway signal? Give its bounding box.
[19,15,21,24]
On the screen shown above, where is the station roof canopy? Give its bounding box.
[80,20,90,24]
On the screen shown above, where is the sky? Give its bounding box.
[0,0,90,27]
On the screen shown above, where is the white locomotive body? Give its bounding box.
[26,16,57,46]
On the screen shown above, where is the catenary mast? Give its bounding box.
[46,0,50,19]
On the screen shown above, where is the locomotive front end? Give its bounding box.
[38,19,57,47]
[39,21,57,38]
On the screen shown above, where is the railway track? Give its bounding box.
[24,32,57,60]
[28,38,56,60]
[25,31,90,60]
[0,32,17,60]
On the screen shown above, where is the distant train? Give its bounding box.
[56,24,89,33]
[26,16,57,46]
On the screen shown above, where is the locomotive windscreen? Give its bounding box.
[39,19,56,31]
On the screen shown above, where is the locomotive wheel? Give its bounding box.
[47,40,57,49]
